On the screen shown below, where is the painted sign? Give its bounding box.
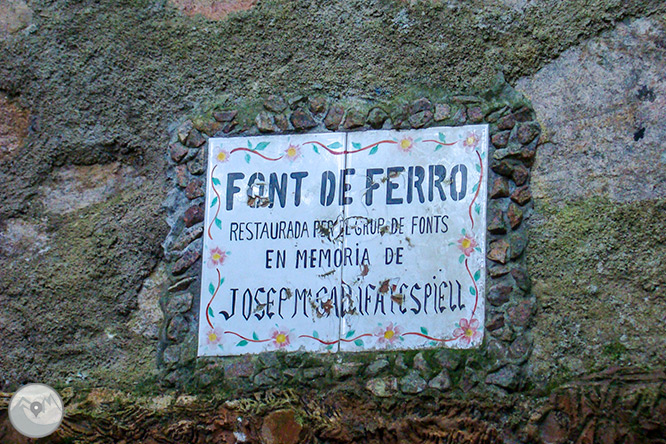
[198,125,488,356]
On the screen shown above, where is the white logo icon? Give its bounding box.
[8,383,64,438]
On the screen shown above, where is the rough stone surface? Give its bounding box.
[261,409,302,444]
[400,370,427,394]
[367,107,388,129]
[517,17,666,203]
[324,105,344,130]
[433,103,451,121]
[0,0,32,38]
[487,239,510,264]
[290,108,316,130]
[366,377,398,398]
[485,365,521,390]
[365,358,389,376]
[256,112,275,133]
[169,0,258,20]
[343,107,365,129]
[264,95,287,113]
[172,249,201,275]
[428,371,452,391]
[183,205,204,227]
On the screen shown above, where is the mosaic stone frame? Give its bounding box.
[159,83,539,396]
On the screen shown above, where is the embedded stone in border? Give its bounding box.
[290,108,316,130]
[428,371,452,391]
[434,103,451,121]
[512,164,529,186]
[516,122,541,144]
[487,285,513,306]
[308,96,327,114]
[184,179,204,200]
[256,112,275,133]
[170,143,189,163]
[172,224,204,252]
[213,110,238,122]
[491,131,511,148]
[367,107,389,129]
[467,106,484,123]
[343,107,365,129]
[399,370,427,394]
[261,409,302,444]
[490,177,510,199]
[507,203,523,229]
[183,205,204,227]
[264,95,287,113]
[185,128,206,148]
[365,358,390,376]
[366,376,398,397]
[487,239,510,264]
[172,249,201,275]
[485,365,521,390]
[507,300,535,327]
[167,292,193,314]
[324,105,344,130]
[511,186,532,206]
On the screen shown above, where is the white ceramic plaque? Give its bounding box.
[340,126,488,351]
[198,125,488,356]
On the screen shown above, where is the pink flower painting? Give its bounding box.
[215,148,230,163]
[462,132,480,150]
[205,326,225,349]
[270,326,292,348]
[208,247,227,268]
[457,234,478,257]
[453,318,481,346]
[375,322,403,345]
[284,144,301,162]
[397,137,414,153]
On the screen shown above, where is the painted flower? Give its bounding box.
[215,147,230,163]
[284,144,301,162]
[205,326,225,348]
[375,322,403,345]
[457,234,478,257]
[270,327,292,348]
[462,132,480,150]
[453,318,481,346]
[208,247,227,268]
[397,137,414,153]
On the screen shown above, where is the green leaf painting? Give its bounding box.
[254,141,269,151]
[210,196,218,207]
[237,340,248,347]
[209,283,215,295]
[208,307,214,318]
[212,177,221,186]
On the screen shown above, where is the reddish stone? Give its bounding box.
[409,97,432,114]
[213,110,237,122]
[224,356,256,378]
[169,143,189,163]
[264,94,287,113]
[434,103,451,121]
[491,159,518,177]
[175,164,189,188]
[516,122,541,144]
[487,239,510,264]
[488,285,513,306]
[491,131,511,148]
[183,205,204,227]
[508,335,532,360]
[497,114,516,130]
[184,179,204,199]
[507,203,523,229]
[172,225,204,251]
[467,106,483,123]
[172,249,201,275]
[256,112,275,133]
[519,142,537,166]
[511,186,532,206]
[274,114,289,131]
[539,411,570,444]
[290,108,316,130]
[486,314,505,331]
[490,177,510,198]
[195,119,223,136]
[324,105,344,130]
[511,267,531,291]
[488,264,510,278]
[308,96,327,114]
[512,164,529,186]
[488,211,507,235]
[343,108,365,129]
[367,107,389,129]
[409,110,432,128]
[512,106,533,122]
[261,410,302,444]
[184,128,206,148]
[507,300,535,327]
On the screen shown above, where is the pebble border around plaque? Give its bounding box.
[159,79,539,396]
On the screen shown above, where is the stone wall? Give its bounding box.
[0,0,665,442]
